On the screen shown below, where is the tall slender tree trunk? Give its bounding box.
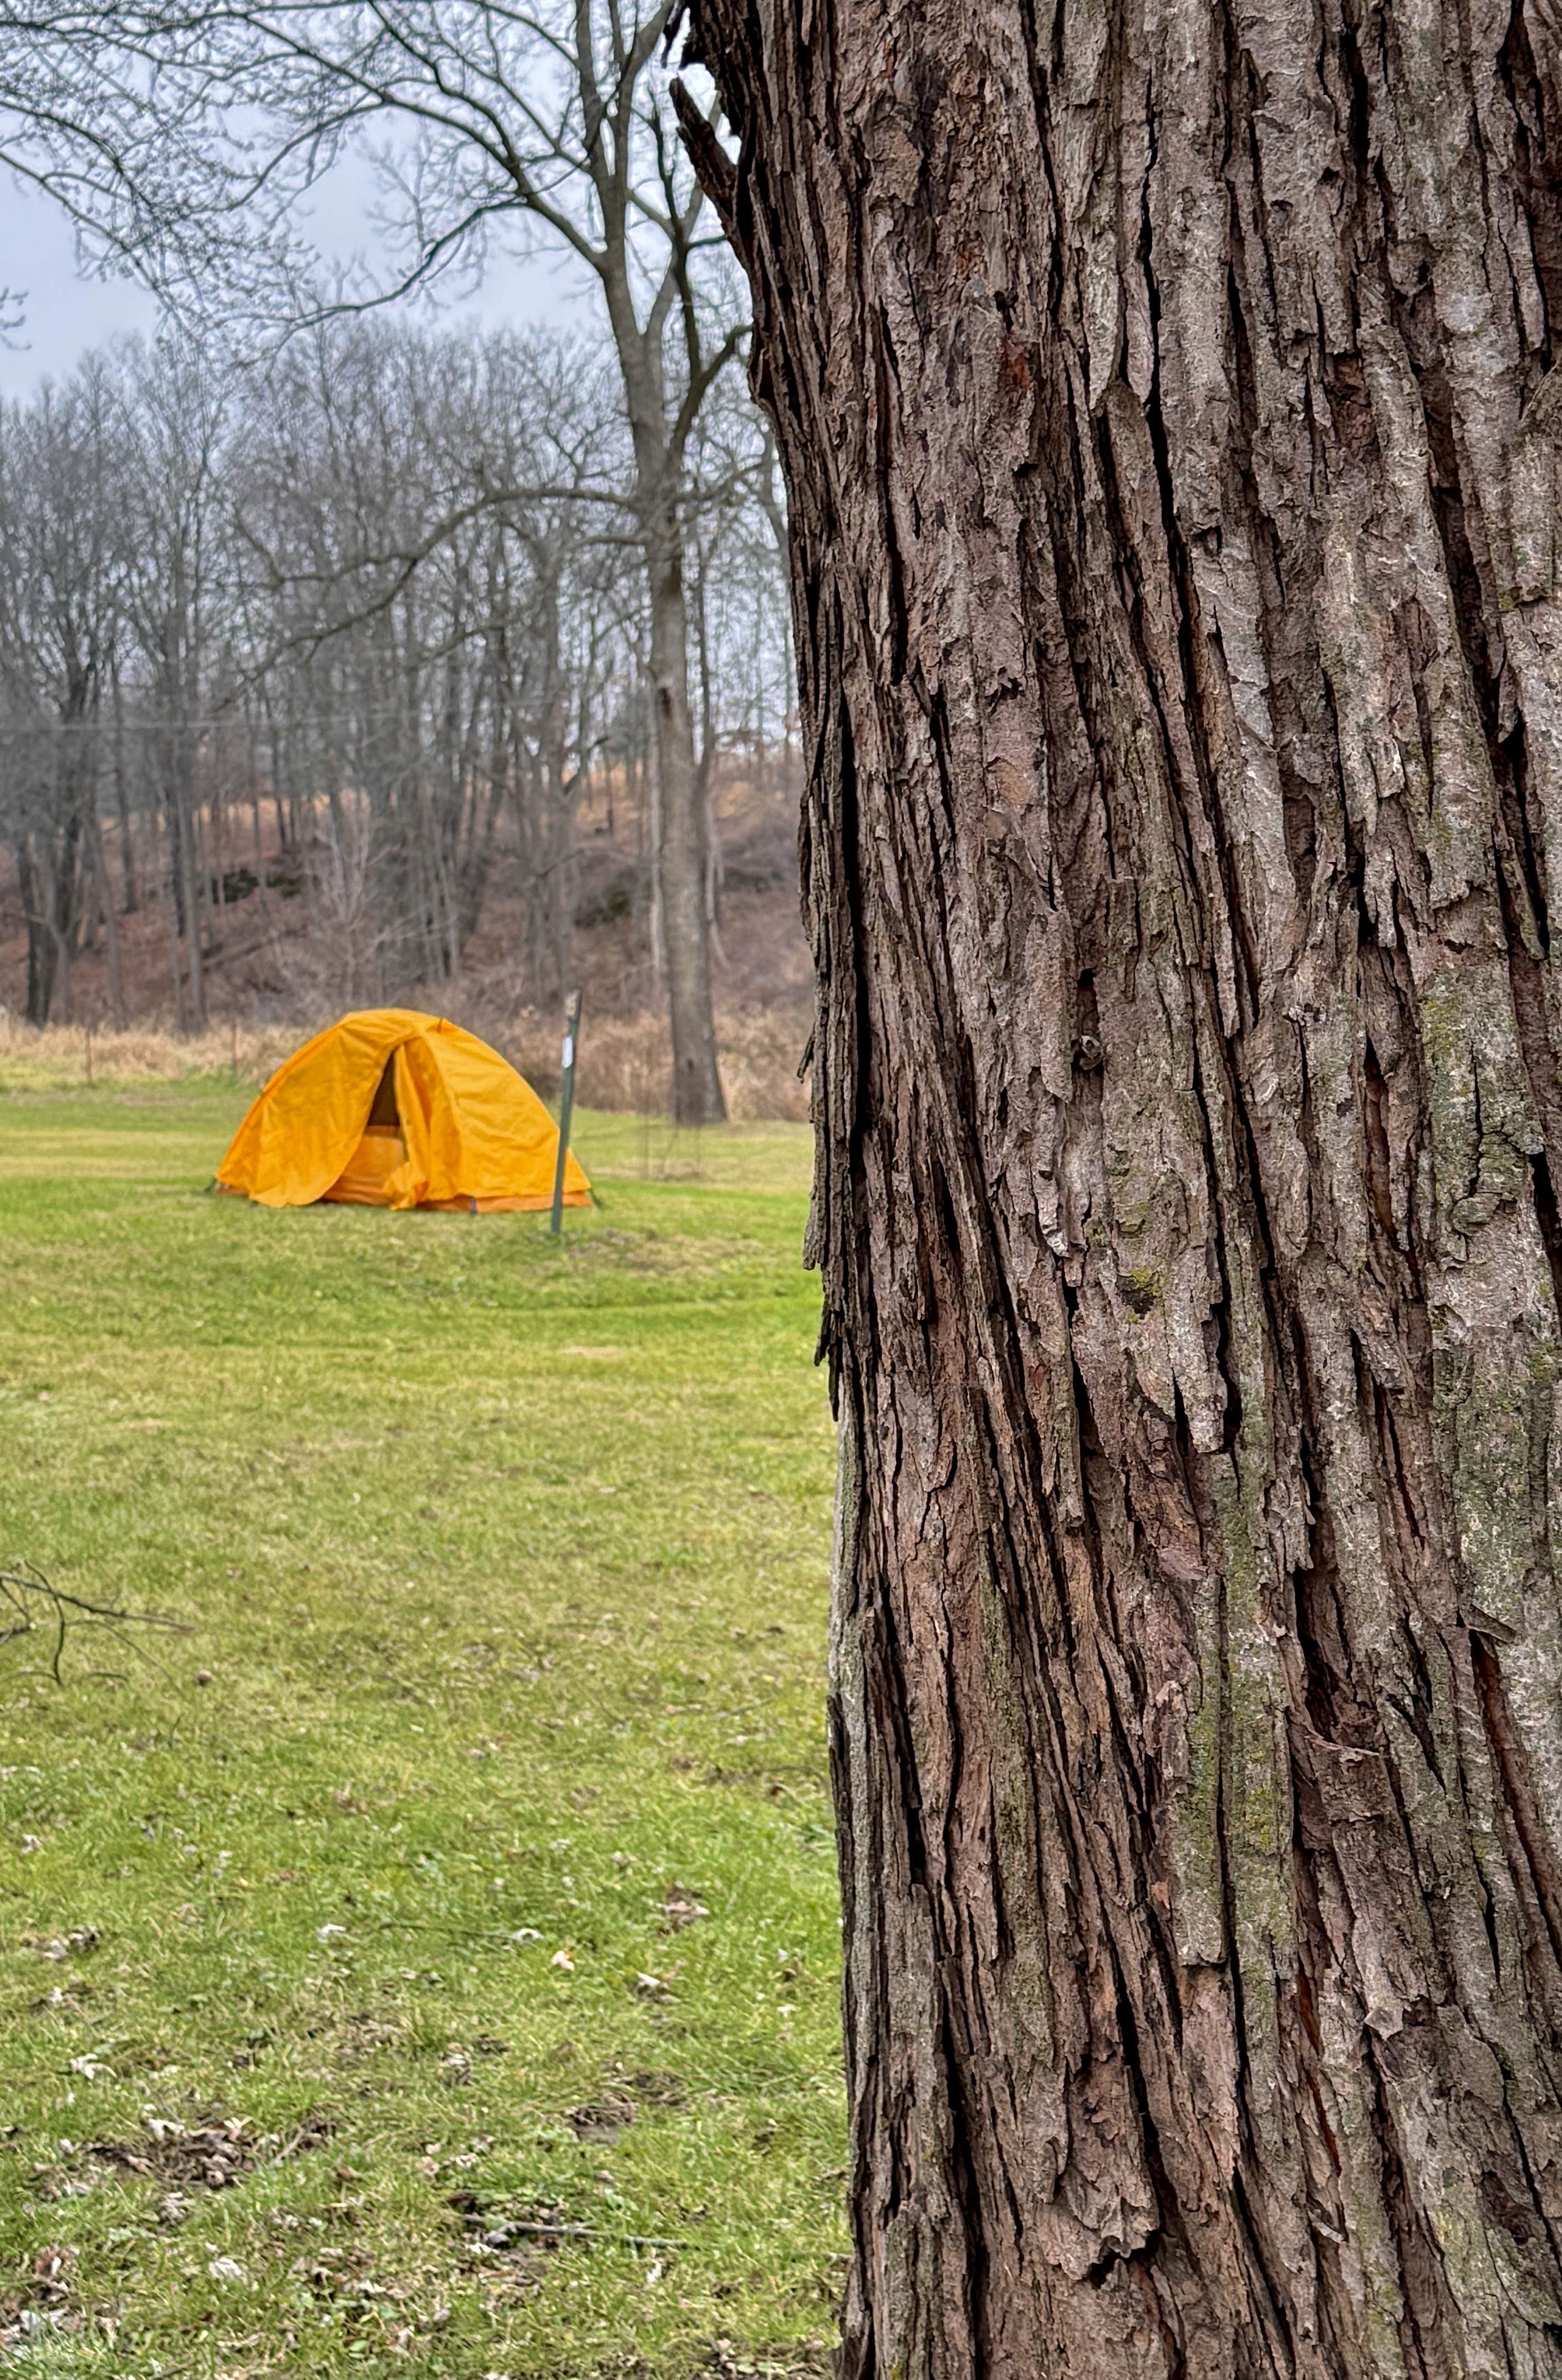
[159,800,187,1038]
[169,726,206,1033]
[688,0,1562,2373]
[111,662,139,915]
[17,843,55,1028]
[648,508,726,1123]
[44,808,84,1026]
[606,248,729,1127]
[89,810,125,1028]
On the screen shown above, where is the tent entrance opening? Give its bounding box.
[366,1058,400,1128]
[322,1055,406,1204]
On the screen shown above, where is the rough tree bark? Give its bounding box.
[681,0,1562,2371]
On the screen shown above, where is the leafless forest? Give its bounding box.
[0,319,808,1109]
[0,2,816,1118]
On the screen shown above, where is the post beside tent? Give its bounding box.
[550,990,583,1238]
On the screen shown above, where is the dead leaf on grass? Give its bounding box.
[563,2097,635,2143]
[699,2342,834,2379]
[0,2245,86,2353]
[627,2067,686,2107]
[658,1885,710,1931]
[33,1927,98,1962]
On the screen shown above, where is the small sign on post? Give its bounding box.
[550,989,583,1237]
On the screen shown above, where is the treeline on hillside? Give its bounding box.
[0,323,792,1030]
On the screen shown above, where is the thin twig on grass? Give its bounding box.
[0,1562,191,1686]
[495,2220,688,2249]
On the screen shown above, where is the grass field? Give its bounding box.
[0,1076,843,2378]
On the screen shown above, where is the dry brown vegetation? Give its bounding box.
[0,1003,811,1121]
[0,767,813,1120]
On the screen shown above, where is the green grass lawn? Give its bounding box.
[0,1080,843,2378]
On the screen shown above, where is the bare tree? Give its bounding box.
[0,306,792,1039]
[229,321,633,999]
[2,2,743,1119]
[0,361,122,1022]
[685,0,1562,2372]
[114,335,232,1030]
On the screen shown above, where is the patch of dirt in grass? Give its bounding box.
[77,2107,335,2196]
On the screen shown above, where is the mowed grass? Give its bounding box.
[0,1079,844,2377]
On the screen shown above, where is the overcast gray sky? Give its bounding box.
[1,171,592,398]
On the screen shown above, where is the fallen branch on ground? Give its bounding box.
[490,2220,687,2249]
[0,1563,191,1685]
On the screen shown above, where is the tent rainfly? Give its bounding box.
[215,1009,591,1213]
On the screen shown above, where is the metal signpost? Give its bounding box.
[549,989,583,1236]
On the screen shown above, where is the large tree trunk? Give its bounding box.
[686,0,1562,2372]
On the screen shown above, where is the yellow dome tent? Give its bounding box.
[216,1009,591,1214]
